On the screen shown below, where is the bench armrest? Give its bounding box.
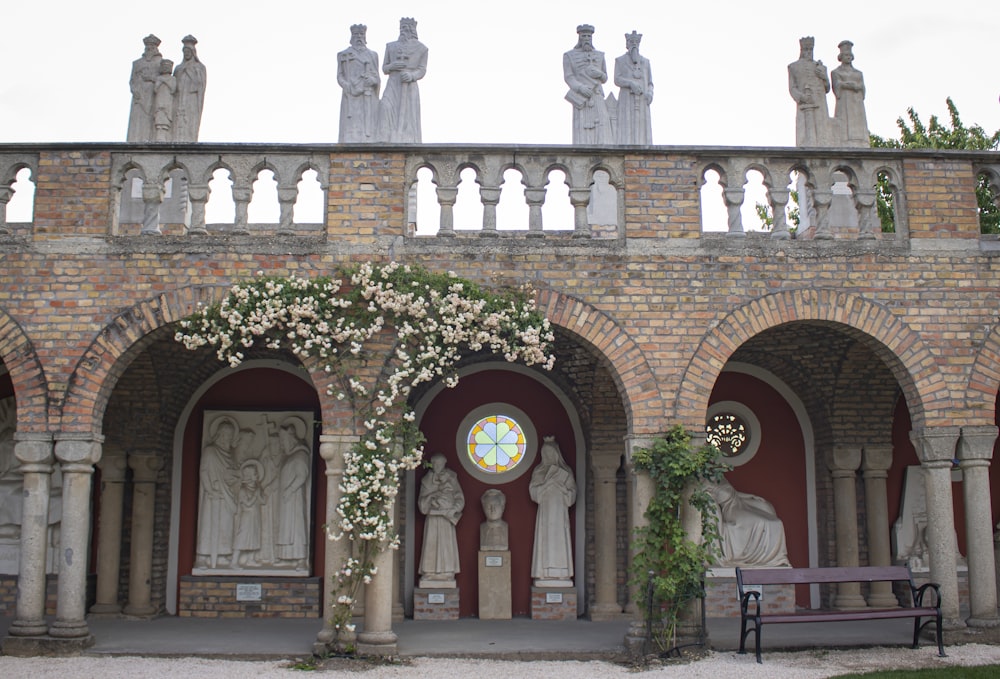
[740,590,762,617]
[913,582,942,609]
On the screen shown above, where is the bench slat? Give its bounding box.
[738,566,914,586]
[761,607,939,624]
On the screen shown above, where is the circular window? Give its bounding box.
[706,401,761,466]
[455,403,537,483]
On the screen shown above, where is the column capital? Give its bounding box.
[862,445,893,474]
[910,427,960,465]
[54,433,103,469]
[829,444,861,473]
[591,453,621,479]
[319,433,359,475]
[97,447,128,482]
[127,452,164,482]
[958,426,998,463]
[14,432,53,469]
[623,435,656,469]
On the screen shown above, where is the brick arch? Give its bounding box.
[535,288,661,434]
[967,323,1000,422]
[0,306,49,432]
[675,289,941,430]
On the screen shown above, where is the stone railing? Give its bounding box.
[1,145,996,245]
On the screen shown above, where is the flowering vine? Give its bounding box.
[175,261,555,648]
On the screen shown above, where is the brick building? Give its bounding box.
[0,140,998,654]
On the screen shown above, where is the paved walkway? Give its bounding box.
[0,615,937,660]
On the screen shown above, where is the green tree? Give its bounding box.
[871,98,1000,233]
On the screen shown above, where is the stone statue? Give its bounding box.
[479,489,509,551]
[275,416,310,569]
[614,31,653,145]
[338,24,381,143]
[831,40,869,148]
[891,465,965,569]
[788,36,832,147]
[706,477,790,568]
[172,35,207,142]
[196,415,238,568]
[126,34,163,142]
[0,399,20,541]
[418,453,464,584]
[564,24,612,145]
[232,458,264,568]
[377,17,428,143]
[153,59,177,143]
[529,436,576,584]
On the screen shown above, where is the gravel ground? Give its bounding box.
[3,645,1000,679]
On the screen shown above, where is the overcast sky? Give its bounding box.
[3,0,998,147]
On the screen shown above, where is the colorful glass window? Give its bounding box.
[467,414,527,474]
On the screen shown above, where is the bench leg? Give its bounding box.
[934,612,946,657]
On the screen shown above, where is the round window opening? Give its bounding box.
[456,403,537,483]
[705,401,761,466]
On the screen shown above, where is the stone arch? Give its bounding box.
[0,306,49,432]
[675,289,941,430]
[534,288,661,434]
[966,322,1000,423]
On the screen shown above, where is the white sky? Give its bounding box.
[3,0,999,147]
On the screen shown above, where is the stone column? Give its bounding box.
[123,452,163,617]
[0,185,13,235]
[957,426,999,627]
[140,182,163,235]
[435,185,458,237]
[277,186,297,230]
[90,447,127,615]
[568,187,593,238]
[676,431,708,644]
[911,427,963,628]
[314,434,357,654]
[5,433,54,639]
[590,454,622,620]
[623,435,655,651]
[356,539,397,655]
[830,445,866,608]
[861,445,898,607]
[722,187,745,237]
[186,185,209,235]
[479,185,500,235]
[48,434,101,646]
[524,186,546,235]
[768,186,791,240]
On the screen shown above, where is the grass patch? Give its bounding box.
[832,666,1000,678]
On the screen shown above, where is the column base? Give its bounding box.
[88,602,123,616]
[6,619,49,637]
[943,617,968,630]
[122,603,158,618]
[623,620,649,657]
[966,616,1000,628]
[355,630,398,657]
[2,633,94,656]
[834,595,869,610]
[589,602,626,621]
[48,619,92,639]
[865,594,901,608]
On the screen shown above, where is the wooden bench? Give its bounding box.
[736,566,945,663]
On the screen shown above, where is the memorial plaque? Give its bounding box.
[427,592,446,604]
[236,583,262,601]
[485,555,503,567]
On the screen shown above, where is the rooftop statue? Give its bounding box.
[377,17,427,143]
[788,36,832,146]
[172,35,207,142]
[126,35,163,143]
[831,40,869,147]
[338,24,381,143]
[564,24,612,145]
[613,31,653,145]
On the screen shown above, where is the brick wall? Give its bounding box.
[178,576,321,618]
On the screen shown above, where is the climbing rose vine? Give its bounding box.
[175,261,555,646]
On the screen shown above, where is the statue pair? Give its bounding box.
[126,34,207,143]
[788,37,869,147]
[337,18,428,143]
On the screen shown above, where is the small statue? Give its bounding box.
[479,489,509,551]
[126,34,162,142]
[418,454,464,584]
[706,477,790,568]
[529,436,576,584]
[564,24,612,145]
[337,24,381,143]
[614,31,653,145]
[788,36,832,146]
[377,17,428,143]
[831,40,869,147]
[172,35,207,142]
[152,59,176,143]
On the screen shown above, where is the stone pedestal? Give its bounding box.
[478,550,511,619]
[531,586,576,620]
[704,569,796,617]
[413,587,459,620]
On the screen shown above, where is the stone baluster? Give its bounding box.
[861,445,898,607]
[90,448,128,615]
[623,435,655,652]
[479,185,500,236]
[569,187,593,238]
[768,186,792,240]
[123,452,164,617]
[435,185,458,237]
[957,426,999,627]
[812,189,834,239]
[48,434,102,646]
[830,445,866,608]
[722,187,745,237]
[855,190,878,240]
[0,185,13,235]
[140,182,163,235]
[186,185,209,235]
[232,186,251,235]
[524,186,547,236]
[314,434,357,655]
[4,433,54,640]
[590,454,622,620]
[911,427,963,628]
[277,186,298,230]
